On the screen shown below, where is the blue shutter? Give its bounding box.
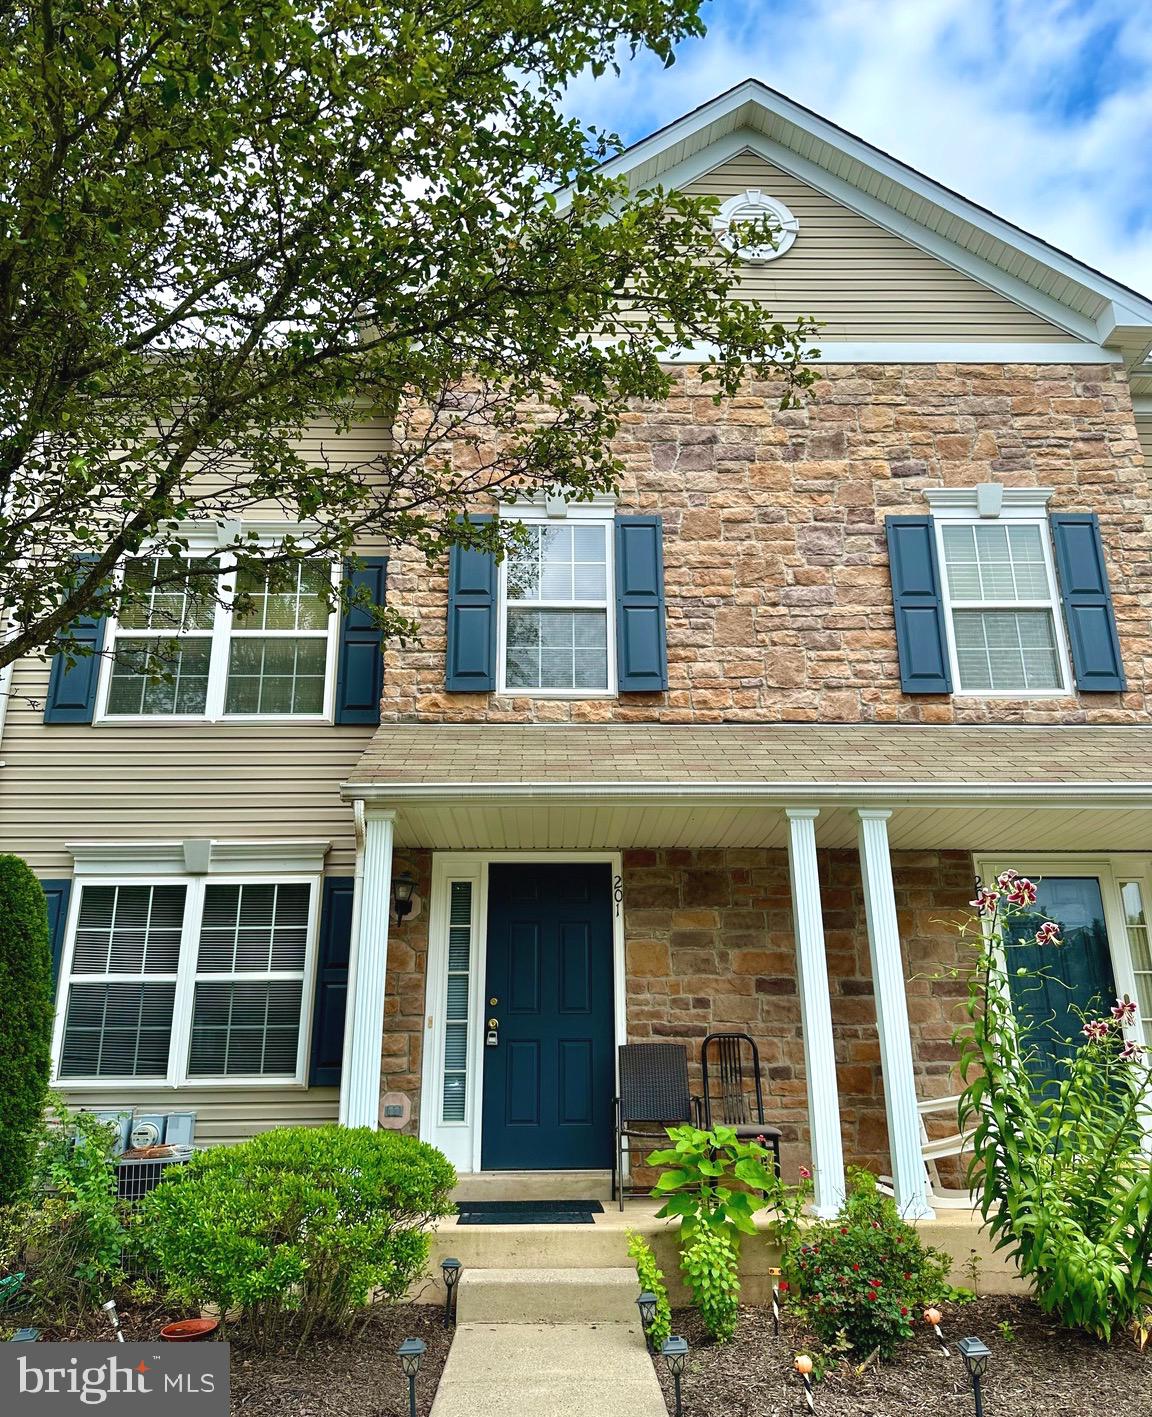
[335,558,387,724]
[1050,513,1126,693]
[40,878,72,994]
[885,516,952,694]
[309,877,355,1086]
[445,515,497,691]
[44,558,106,724]
[615,515,668,692]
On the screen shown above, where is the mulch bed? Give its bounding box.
[28,1301,453,1417]
[652,1297,1151,1417]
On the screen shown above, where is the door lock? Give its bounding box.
[486,1018,499,1047]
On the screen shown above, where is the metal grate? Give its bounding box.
[115,1154,192,1205]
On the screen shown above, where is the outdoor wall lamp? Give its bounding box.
[636,1290,657,1349]
[391,870,422,924]
[957,1336,991,1417]
[440,1257,462,1327]
[396,1337,426,1417]
[661,1336,689,1417]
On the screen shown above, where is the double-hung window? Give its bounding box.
[499,515,615,695]
[54,874,318,1086]
[931,498,1071,696]
[99,545,337,722]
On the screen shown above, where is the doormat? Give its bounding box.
[455,1199,605,1226]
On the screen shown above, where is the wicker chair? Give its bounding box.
[613,1042,699,1210]
[699,1032,782,1178]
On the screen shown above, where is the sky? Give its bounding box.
[563,0,1152,297]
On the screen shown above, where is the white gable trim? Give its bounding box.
[633,132,1094,343]
[570,80,1152,356]
[657,340,1117,366]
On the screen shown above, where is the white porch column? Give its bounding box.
[786,808,846,1218]
[856,809,933,1219]
[339,808,395,1128]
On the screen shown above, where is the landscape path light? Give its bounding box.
[440,1257,461,1327]
[397,1337,426,1417]
[957,1336,992,1417]
[661,1335,688,1417]
[636,1291,658,1349]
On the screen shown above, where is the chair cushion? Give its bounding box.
[729,1124,782,1140]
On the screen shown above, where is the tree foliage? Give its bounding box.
[0,856,54,1196]
[0,0,818,669]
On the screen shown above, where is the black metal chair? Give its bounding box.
[700,1032,782,1178]
[613,1042,699,1210]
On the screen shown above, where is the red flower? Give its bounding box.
[1006,878,1037,908]
[852,1263,860,1271]
[900,1307,909,1317]
[866,1290,878,1302]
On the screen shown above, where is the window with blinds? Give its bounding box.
[939,522,1065,693]
[59,884,185,1078]
[56,878,315,1085]
[189,883,310,1078]
[441,881,473,1123]
[1120,880,1152,1032]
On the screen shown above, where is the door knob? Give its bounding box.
[486,1018,499,1047]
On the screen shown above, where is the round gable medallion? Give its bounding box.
[713,190,800,263]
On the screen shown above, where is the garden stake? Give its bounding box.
[924,1306,950,1358]
[794,1354,815,1413]
[768,1266,782,1336]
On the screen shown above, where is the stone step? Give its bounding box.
[451,1170,614,1203]
[455,1267,639,1324]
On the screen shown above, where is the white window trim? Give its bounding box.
[926,488,1073,699]
[51,868,323,1091]
[93,532,341,726]
[973,852,1148,1054]
[495,506,618,699]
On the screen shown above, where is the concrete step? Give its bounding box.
[452,1170,613,1202]
[455,1267,639,1324]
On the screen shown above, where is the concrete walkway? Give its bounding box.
[429,1322,668,1417]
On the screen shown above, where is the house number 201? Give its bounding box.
[613,873,623,918]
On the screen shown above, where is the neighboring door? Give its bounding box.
[482,863,615,1170]
[1003,875,1117,1093]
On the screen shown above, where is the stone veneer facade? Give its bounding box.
[382,362,1149,725]
[380,846,975,1177]
[375,359,1147,1175]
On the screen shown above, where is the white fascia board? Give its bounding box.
[68,838,332,875]
[587,80,1152,332]
[342,781,1152,808]
[656,339,1117,365]
[633,131,1098,343]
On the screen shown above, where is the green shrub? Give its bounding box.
[782,1169,951,1362]
[0,857,55,1197]
[626,1231,672,1350]
[957,870,1152,1339]
[681,1227,740,1342]
[0,1104,128,1321]
[137,1126,456,1349]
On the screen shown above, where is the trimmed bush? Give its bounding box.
[137,1125,456,1348]
[0,856,55,1197]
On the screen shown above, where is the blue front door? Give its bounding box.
[481,863,615,1170]
[1004,875,1117,1093]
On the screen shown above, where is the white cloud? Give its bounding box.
[563,0,1152,294]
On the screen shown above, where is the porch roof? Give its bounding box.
[344,724,1152,852]
[347,723,1152,793]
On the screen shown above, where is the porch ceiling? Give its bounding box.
[345,724,1152,854]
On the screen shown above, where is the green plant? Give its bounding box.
[0,858,54,1198]
[626,1232,672,1350]
[0,1103,128,1321]
[782,1169,952,1362]
[648,1124,809,1245]
[997,1319,1016,1343]
[957,870,1152,1339]
[681,1227,740,1342]
[137,1126,455,1350]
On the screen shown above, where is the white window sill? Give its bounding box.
[951,689,1072,699]
[93,715,335,727]
[495,689,617,700]
[54,1077,311,1091]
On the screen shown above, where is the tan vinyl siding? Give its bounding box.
[1138,416,1152,471]
[684,153,1066,341]
[64,1088,340,1145]
[0,661,368,873]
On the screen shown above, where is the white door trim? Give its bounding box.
[420,850,626,1174]
[973,852,1148,1049]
